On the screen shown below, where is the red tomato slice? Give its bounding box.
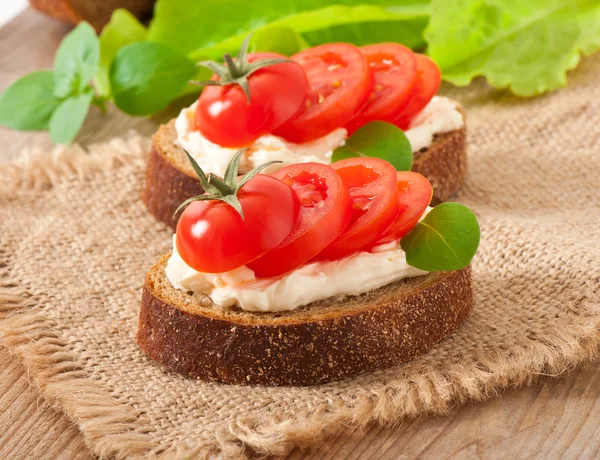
[393,54,442,130]
[247,163,352,277]
[176,175,300,273]
[345,44,418,135]
[195,52,308,147]
[370,171,433,246]
[316,157,398,260]
[273,43,373,143]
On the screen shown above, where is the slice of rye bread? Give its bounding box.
[137,255,472,386]
[143,106,467,230]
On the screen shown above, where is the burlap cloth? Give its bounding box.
[1,54,599,459]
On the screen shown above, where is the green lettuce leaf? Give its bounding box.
[148,1,431,58]
[250,26,305,56]
[147,0,320,55]
[188,4,430,62]
[192,26,307,62]
[425,0,600,96]
[298,4,430,49]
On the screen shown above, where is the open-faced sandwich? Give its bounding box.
[143,36,467,229]
[138,149,480,386]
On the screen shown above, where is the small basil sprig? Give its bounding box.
[0,22,105,144]
[0,22,101,144]
[401,202,480,271]
[331,121,413,171]
[0,19,195,144]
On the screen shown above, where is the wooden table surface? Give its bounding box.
[1,9,600,460]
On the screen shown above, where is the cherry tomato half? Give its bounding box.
[273,43,373,143]
[393,54,442,129]
[248,163,352,278]
[195,52,308,147]
[370,171,433,246]
[345,44,418,135]
[176,175,300,273]
[316,157,399,260]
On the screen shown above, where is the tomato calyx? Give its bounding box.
[190,34,291,103]
[174,148,281,219]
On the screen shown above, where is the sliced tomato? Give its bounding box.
[316,157,398,260]
[176,175,300,273]
[273,43,373,143]
[370,171,433,246]
[247,163,352,277]
[393,54,442,130]
[195,52,308,147]
[345,44,418,135]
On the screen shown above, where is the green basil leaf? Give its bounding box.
[401,202,480,271]
[332,121,413,171]
[49,91,93,144]
[110,42,196,116]
[0,71,61,131]
[53,22,100,98]
[96,9,147,96]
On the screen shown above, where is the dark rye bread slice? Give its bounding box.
[137,255,472,386]
[143,107,467,230]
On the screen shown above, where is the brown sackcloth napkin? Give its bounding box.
[1,54,599,458]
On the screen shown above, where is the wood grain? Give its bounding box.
[1,8,599,460]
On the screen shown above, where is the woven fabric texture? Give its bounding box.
[1,56,599,459]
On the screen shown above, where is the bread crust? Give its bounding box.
[30,0,80,25]
[143,110,467,229]
[30,0,154,31]
[137,256,472,386]
[142,145,201,228]
[412,121,467,204]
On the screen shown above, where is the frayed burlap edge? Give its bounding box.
[1,136,599,459]
[0,132,149,192]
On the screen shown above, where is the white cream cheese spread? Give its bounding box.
[403,96,464,152]
[165,236,428,312]
[175,102,347,177]
[165,208,432,312]
[174,97,464,177]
